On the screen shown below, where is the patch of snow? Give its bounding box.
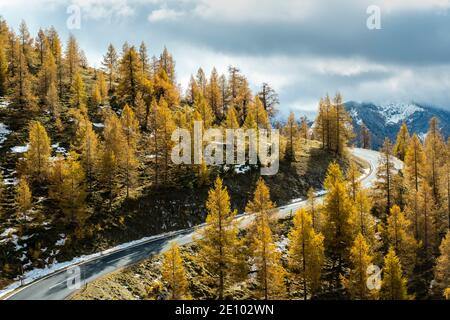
[4,177,18,186]
[52,143,67,154]
[93,123,105,128]
[276,236,289,252]
[314,190,327,197]
[349,109,363,126]
[0,123,11,145]
[0,227,17,238]
[234,165,251,174]
[376,102,424,125]
[290,198,304,204]
[11,144,29,153]
[20,234,34,241]
[0,100,10,108]
[55,234,66,247]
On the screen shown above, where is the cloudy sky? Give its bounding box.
[1,0,450,117]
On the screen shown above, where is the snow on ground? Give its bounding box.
[55,234,66,247]
[0,100,10,109]
[4,177,18,186]
[11,144,29,153]
[93,123,105,128]
[0,227,17,238]
[276,236,289,252]
[234,165,251,174]
[289,198,304,203]
[314,190,327,197]
[0,229,186,298]
[0,122,11,145]
[51,143,67,154]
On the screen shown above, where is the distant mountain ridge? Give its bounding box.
[345,101,450,149]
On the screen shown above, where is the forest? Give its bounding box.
[0,18,449,300]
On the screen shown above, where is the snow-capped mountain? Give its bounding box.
[345,101,450,150]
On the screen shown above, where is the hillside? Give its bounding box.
[1,95,347,289]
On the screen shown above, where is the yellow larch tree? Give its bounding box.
[251,212,286,300]
[96,71,108,103]
[194,178,240,299]
[393,122,410,161]
[100,110,126,211]
[417,182,440,255]
[322,162,357,278]
[134,91,148,129]
[38,49,57,105]
[404,134,426,192]
[120,104,140,198]
[153,98,176,185]
[207,67,223,119]
[15,177,32,215]
[224,105,240,129]
[12,41,36,111]
[383,205,417,275]
[332,92,354,156]
[354,190,377,249]
[424,117,446,206]
[65,34,79,86]
[49,153,88,231]
[433,230,450,298]
[342,233,376,300]
[245,178,275,226]
[299,116,309,140]
[374,138,396,216]
[70,71,87,113]
[444,137,450,229]
[153,66,179,108]
[347,161,362,202]
[46,81,60,121]
[117,46,142,107]
[195,95,215,129]
[242,110,257,131]
[73,112,100,190]
[251,96,270,129]
[101,44,118,92]
[283,112,298,162]
[288,208,324,299]
[90,82,101,108]
[380,247,411,300]
[306,188,320,231]
[24,121,51,182]
[0,45,7,96]
[161,242,190,300]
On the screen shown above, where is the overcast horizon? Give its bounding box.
[2,0,450,118]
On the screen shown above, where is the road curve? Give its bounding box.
[5,148,390,300]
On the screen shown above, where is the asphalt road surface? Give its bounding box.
[6,148,398,300]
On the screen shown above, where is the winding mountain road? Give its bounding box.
[5,148,401,300]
